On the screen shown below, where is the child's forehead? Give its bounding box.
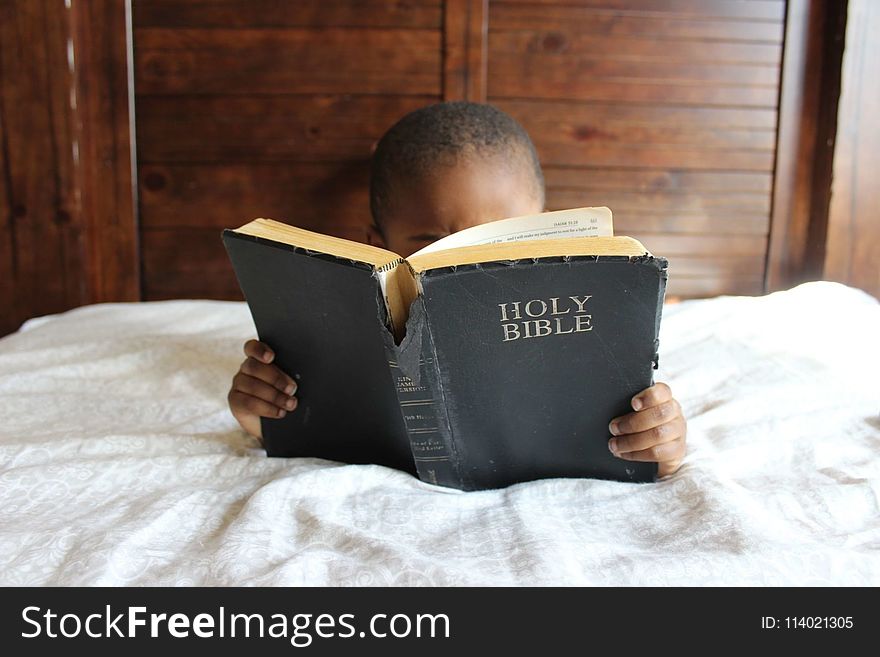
[388,156,541,233]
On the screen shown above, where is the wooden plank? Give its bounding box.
[138,163,371,228]
[535,142,774,171]
[71,0,140,304]
[825,0,880,299]
[497,101,777,152]
[135,28,441,96]
[665,255,767,277]
[136,95,438,163]
[0,0,82,333]
[766,0,845,291]
[626,233,767,257]
[142,227,242,300]
[547,189,770,215]
[0,1,14,335]
[490,5,784,42]
[666,275,764,298]
[133,0,442,29]
[488,0,785,23]
[543,167,773,193]
[489,30,782,65]
[443,0,488,101]
[490,52,779,87]
[490,73,779,108]
[142,225,370,301]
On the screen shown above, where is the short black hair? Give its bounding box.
[369,101,545,230]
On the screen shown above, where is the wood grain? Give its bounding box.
[825,0,880,299]
[139,163,371,229]
[766,0,847,292]
[133,0,443,29]
[490,4,784,42]
[136,95,438,163]
[0,0,82,334]
[135,28,441,96]
[71,0,140,304]
[443,0,488,101]
[488,0,785,22]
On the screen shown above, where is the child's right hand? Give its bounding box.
[228,339,298,439]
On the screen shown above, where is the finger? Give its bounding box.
[240,357,297,395]
[233,372,298,411]
[244,339,274,364]
[228,390,288,419]
[658,458,684,478]
[612,436,686,464]
[609,398,681,435]
[609,416,685,455]
[630,381,672,411]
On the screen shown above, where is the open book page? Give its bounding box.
[377,207,614,328]
[407,206,614,258]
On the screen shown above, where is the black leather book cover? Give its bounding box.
[222,231,415,475]
[404,255,668,490]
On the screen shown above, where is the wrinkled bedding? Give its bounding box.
[0,281,877,585]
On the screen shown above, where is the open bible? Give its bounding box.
[222,207,668,490]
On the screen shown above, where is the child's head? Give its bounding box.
[368,102,545,257]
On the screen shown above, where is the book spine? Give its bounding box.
[384,297,463,489]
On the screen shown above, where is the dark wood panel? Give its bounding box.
[139,163,371,229]
[666,255,766,277]
[665,275,764,297]
[548,189,770,215]
[825,0,880,299]
[489,72,779,108]
[489,30,782,64]
[142,227,242,300]
[141,226,369,301]
[627,233,767,257]
[133,0,443,29]
[490,5,784,42]
[0,0,83,335]
[497,98,777,133]
[136,95,437,163]
[489,0,785,22]
[443,0,488,101]
[536,143,773,171]
[546,193,770,234]
[135,29,441,96]
[767,0,847,291]
[70,0,140,304]
[543,168,773,193]
[492,55,779,88]
[501,98,776,142]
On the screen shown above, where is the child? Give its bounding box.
[228,102,687,478]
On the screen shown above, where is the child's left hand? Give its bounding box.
[608,382,687,478]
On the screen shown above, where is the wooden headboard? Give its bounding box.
[3,0,875,337]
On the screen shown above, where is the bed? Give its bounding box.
[0,281,877,586]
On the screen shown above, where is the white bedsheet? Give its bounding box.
[0,281,877,586]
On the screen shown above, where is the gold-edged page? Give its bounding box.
[407,235,649,273]
[407,207,614,258]
[234,218,402,269]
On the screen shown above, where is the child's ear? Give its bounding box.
[365,223,387,249]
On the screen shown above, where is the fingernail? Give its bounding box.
[631,397,642,411]
[608,438,618,455]
[609,420,620,436]
[285,397,296,410]
[262,350,274,363]
[277,408,286,418]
